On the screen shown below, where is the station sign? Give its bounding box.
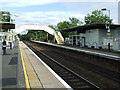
[107,33,111,36]
[0,23,15,29]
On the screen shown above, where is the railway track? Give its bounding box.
[24,41,101,89]
[24,41,120,88]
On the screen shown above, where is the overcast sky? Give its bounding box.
[0,0,119,29]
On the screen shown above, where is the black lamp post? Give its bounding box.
[101,8,111,52]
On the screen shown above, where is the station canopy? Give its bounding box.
[61,23,120,33]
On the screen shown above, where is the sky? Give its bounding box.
[0,0,119,34]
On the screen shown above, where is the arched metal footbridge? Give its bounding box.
[14,24,64,44]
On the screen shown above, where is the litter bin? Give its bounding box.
[10,42,12,49]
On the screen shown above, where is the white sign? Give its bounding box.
[103,37,113,46]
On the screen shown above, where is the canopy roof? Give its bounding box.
[62,23,120,33]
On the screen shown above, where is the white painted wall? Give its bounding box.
[85,29,99,48]
[111,28,120,51]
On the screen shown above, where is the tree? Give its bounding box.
[48,25,56,30]
[56,17,83,38]
[69,17,83,27]
[57,21,70,31]
[85,10,113,24]
[57,17,83,31]
[0,11,11,22]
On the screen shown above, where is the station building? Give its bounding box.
[0,23,15,48]
[0,32,15,48]
[62,23,120,51]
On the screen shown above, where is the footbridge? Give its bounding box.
[14,24,64,44]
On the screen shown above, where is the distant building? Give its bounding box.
[118,1,120,24]
[62,23,120,51]
[0,23,16,48]
[0,32,15,48]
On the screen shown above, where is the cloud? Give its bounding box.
[60,0,119,2]
[15,11,85,27]
[1,0,119,3]
[1,1,118,27]
[63,2,118,24]
[0,0,58,7]
[1,0,119,8]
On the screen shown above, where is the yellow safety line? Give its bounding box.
[19,42,30,90]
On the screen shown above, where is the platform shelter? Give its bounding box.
[62,23,120,51]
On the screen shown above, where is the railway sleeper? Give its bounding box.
[68,81,93,88]
[60,74,74,77]
[62,77,78,80]
[57,71,70,74]
[56,70,68,72]
[72,83,91,88]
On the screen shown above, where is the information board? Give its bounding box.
[0,23,15,29]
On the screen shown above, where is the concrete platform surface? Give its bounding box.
[20,41,68,89]
[2,42,26,89]
[1,41,70,89]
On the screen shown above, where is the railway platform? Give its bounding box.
[2,41,26,89]
[32,40,120,61]
[1,40,120,89]
[1,41,70,89]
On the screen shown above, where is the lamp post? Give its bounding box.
[2,13,18,49]
[101,8,111,52]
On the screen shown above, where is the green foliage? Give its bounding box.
[57,21,70,31]
[48,25,56,30]
[57,17,83,31]
[69,17,83,27]
[19,30,50,41]
[0,11,11,22]
[57,17,83,38]
[85,10,113,24]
